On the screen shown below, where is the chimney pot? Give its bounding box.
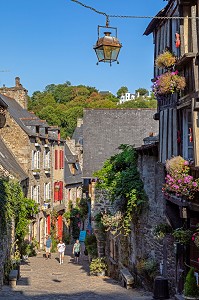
[15,77,21,87]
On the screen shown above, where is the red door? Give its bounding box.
[57,215,63,239]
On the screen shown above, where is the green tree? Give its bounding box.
[116,86,128,98]
[37,105,61,126]
[135,88,149,96]
[184,267,199,297]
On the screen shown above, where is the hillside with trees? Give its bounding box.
[28,81,157,138]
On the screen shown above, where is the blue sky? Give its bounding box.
[0,0,165,96]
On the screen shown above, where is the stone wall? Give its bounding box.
[132,153,176,293]
[91,151,176,295]
[0,230,12,289]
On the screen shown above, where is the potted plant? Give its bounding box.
[155,51,176,69]
[89,257,107,276]
[172,227,192,245]
[184,267,199,299]
[153,223,173,239]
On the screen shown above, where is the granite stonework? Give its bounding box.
[0,232,12,290]
[91,149,176,295]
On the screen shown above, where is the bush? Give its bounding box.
[184,267,199,297]
[89,257,107,275]
[137,258,158,279]
[20,240,37,257]
[85,234,98,258]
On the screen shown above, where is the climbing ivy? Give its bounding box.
[94,144,147,236]
[0,178,39,247]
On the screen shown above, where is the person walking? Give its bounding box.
[45,235,52,260]
[57,240,66,264]
[73,239,81,264]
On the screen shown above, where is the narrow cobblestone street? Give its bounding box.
[0,245,153,300]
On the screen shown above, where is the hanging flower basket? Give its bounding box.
[162,156,199,200]
[192,224,199,248]
[153,71,186,96]
[155,51,176,69]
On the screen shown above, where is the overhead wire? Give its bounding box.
[70,0,199,20]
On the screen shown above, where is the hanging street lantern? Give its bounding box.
[93,18,122,66]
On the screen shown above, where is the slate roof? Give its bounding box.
[143,1,172,36]
[64,144,82,185]
[72,124,83,145]
[0,137,28,181]
[0,94,63,142]
[83,108,159,178]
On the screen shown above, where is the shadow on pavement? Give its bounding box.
[0,290,152,300]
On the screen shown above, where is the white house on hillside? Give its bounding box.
[119,92,135,104]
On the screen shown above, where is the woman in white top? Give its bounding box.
[57,240,66,264]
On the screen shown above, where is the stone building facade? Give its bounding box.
[0,78,65,248]
[0,102,28,288]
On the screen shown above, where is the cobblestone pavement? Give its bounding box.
[0,245,153,300]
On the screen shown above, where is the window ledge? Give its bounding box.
[176,52,197,67]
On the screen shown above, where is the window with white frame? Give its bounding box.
[31,150,40,170]
[44,182,51,201]
[43,149,50,169]
[31,185,40,203]
[182,109,194,160]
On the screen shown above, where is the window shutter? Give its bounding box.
[58,181,63,201]
[54,182,59,201]
[59,150,62,169]
[55,150,58,170]
[59,150,64,169]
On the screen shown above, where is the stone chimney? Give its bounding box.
[0,77,28,109]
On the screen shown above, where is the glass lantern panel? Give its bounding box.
[111,48,121,61]
[104,46,120,61]
[95,48,105,61]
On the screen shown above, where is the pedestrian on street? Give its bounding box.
[45,235,52,260]
[73,239,81,264]
[57,240,66,264]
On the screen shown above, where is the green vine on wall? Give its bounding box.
[94,144,147,236]
[0,178,39,249]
